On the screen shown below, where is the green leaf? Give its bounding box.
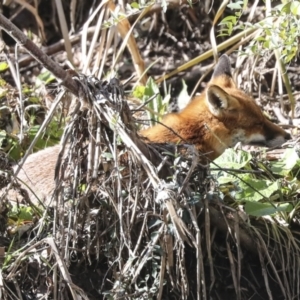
[102,152,114,161]
[0,62,9,72]
[280,2,291,14]
[270,148,300,176]
[256,36,266,42]
[8,205,34,221]
[290,1,300,15]
[130,2,139,9]
[36,70,55,87]
[245,201,292,216]
[227,2,243,10]
[132,85,145,99]
[144,77,160,97]
[22,86,33,94]
[235,176,279,202]
[220,16,238,24]
[0,78,6,87]
[212,148,252,169]
[211,149,252,184]
[143,77,165,124]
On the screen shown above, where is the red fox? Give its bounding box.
[7,55,291,202]
[140,55,291,159]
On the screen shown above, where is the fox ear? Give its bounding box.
[211,54,232,79]
[206,85,238,117]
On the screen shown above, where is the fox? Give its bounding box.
[140,55,291,159]
[6,54,291,202]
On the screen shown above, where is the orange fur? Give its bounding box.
[140,56,290,159]
[4,55,291,203]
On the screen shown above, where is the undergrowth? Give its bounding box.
[0,0,300,299]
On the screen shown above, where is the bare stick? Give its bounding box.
[0,13,79,96]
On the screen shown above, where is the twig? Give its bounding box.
[18,26,96,68]
[0,13,79,96]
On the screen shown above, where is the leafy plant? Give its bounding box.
[0,69,63,160]
[211,148,299,217]
[270,147,300,176]
[220,0,300,63]
[133,77,170,126]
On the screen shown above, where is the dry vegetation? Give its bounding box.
[0,0,300,299]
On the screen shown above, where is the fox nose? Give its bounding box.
[284,131,291,141]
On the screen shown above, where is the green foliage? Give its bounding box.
[6,205,38,238]
[6,122,62,161]
[212,148,298,217]
[270,148,300,176]
[234,175,279,202]
[220,0,300,63]
[8,205,34,222]
[130,2,140,9]
[0,78,7,100]
[211,148,252,184]
[133,77,170,126]
[0,75,63,160]
[245,201,292,217]
[27,122,63,148]
[103,11,126,28]
[106,0,158,28]
[219,15,238,36]
[227,1,246,10]
[0,62,9,72]
[144,78,165,121]
[252,2,300,64]
[126,1,148,13]
[133,85,145,99]
[218,0,247,36]
[35,69,56,87]
[215,1,300,219]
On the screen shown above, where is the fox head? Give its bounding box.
[204,55,291,155]
[140,54,291,159]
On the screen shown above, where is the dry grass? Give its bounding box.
[0,75,299,299]
[1,1,300,299]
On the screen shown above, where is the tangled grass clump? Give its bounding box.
[0,75,300,300]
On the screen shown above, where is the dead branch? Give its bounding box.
[0,13,79,96]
